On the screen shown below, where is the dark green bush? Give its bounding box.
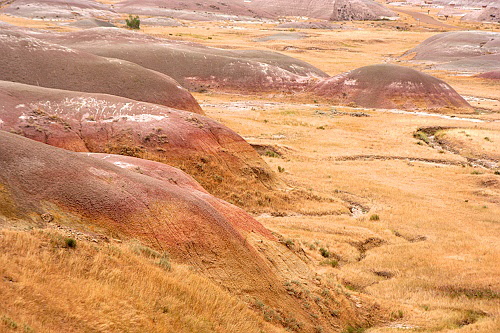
[126,15,140,29]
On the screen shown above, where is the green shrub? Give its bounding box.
[319,247,331,258]
[126,15,141,29]
[413,131,430,144]
[65,238,77,249]
[369,214,380,221]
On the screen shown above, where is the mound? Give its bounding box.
[115,0,395,21]
[435,53,500,72]
[0,130,276,288]
[476,70,500,80]
[25,27,328,93]
[0,0,116,19]
[402,31,500,62]
[311,64,472,112]
[0,80,274,203]
[0,29,202,113]
[0,131,370,332]
[276,21,343,29]
[68,18,117,28]
[462,6,500,23]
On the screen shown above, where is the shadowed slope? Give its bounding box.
[0,0,117,19]
[0,29,202,113]
[311,64,472,112]
[0,81,275,205]
[25,27,328,93]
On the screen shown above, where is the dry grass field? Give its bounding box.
[0,5,499,333]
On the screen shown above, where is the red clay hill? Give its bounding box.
[115,0,396,21]
[476,70,500,80]
[0,80,275,202]
[311,64,472,112]
[0,131,371,332]
[22,27,329,93]
[0,29,202,113]
[0,130,276,293]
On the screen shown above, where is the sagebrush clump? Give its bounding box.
[126,15,140,29]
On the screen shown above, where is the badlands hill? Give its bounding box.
[403,31,500,62]
[462,6,500,23]
[0,0,116,19]
[19,27,328,93]
[311,64,472,112]
[0,131,375,332]
[0,80,277,206]
[0,29,202,113]
[115,0,396,21]
[0,130,273,276]
[402,31,500,72]
[476,70,500,79]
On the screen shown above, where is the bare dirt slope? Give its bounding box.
[0,29,202,113]
[115,0,396,21]
[310,64,472,112]
[0,0,117,19]
[0,80,277,208]
[402,31,500,62]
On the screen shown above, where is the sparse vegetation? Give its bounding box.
[126,15,140,29]
[342,325,365,333]
[369,214,380,221]
[319,247,331,258]
[64,237,76,248]
[413,131,430,144]
[320,259,339,268]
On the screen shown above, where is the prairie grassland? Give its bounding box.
[1,9,499,333]
[0,230,284,333]
[198,91,500,332]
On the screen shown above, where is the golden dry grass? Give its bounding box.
[0,230,284,333]
[198,95,500,332]
[1,7,500,333]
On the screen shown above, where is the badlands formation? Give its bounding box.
[0,0,499,332]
